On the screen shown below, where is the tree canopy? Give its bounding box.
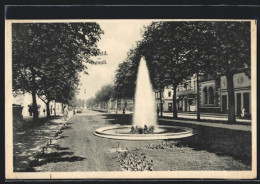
[12,23,104,119]
[113,21,251,122]
[95,84,114,106]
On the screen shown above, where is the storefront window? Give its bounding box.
[203,87,208,104]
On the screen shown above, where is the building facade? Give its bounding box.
[154,70,250,116]
[176,74,197,112]
[199,75,221,113]
[220,72,251,115]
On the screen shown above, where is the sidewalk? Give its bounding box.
[163,112,251,123]
[159,117,251,132]
[102,109,251,123]
[13,111,74,171]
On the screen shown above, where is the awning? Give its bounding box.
[177,90,196,97]
[28,103,41,108]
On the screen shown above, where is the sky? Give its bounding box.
[77,20,152,100]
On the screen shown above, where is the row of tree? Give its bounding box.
[13,23,104,121]
[86,84,114,109]
[113,21,250,123]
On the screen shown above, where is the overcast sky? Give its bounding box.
[77,20,152,100]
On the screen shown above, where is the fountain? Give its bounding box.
[133,58,157,128]
[94,57,193,140]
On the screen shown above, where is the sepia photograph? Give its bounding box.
[5,18,257,179]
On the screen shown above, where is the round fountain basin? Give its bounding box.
[94,125,193,140]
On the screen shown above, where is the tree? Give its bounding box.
[86,97,96,108]
[140,22,196,119]
[113,45,143,114]
[95,84,114,109]
[211,22,250,123]
[13,24,42,121]
[12,23,104,120]
[187,22,250,123]
[120,21,250,123]
[37,57,80,118]
[113,60,138,100]
[184,22,217,120]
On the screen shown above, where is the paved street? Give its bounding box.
[33,110,137,171]
[21,109,251,172]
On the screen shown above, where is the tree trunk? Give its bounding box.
[196,72,200,121]
[61,103,64,113]
[159,90,163,117]
[46,100,50,119]
[123,100,127,114]
[54,101,56,116]
[31,89,38,122]
[226,73,236,123]
[31,69,38,122]
[173,84,178,119]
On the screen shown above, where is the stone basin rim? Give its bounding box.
[94,125,193,140]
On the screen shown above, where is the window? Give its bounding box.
[209,86,214,104]
[168,91,171,97]
[184,83,187,90]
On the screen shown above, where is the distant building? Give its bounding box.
[108,99,134,112]
[176,74,198,112]
[13,93,63,117]
[155,75,199,113]
[155,87,173,112]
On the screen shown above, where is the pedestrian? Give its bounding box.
[29,107,32,116]
[157,106,160,116]
[241,107,245,118]
[43,108,46,116]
